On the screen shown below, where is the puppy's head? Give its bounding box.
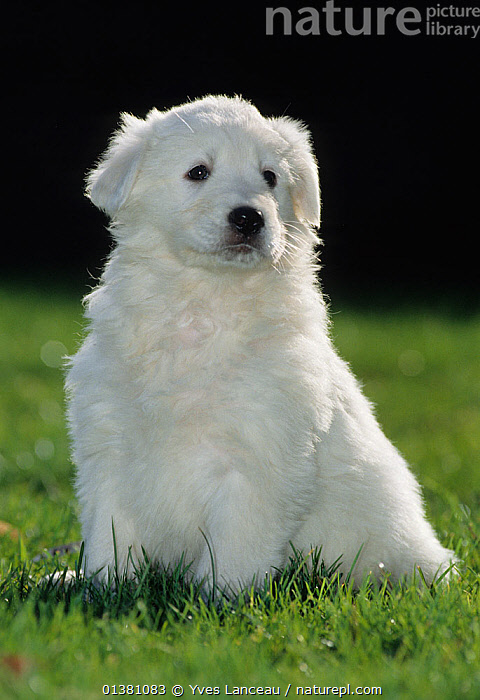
[86,96,320,270]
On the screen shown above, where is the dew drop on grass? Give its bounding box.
[398,349,425,377]
[16,452,34,470]
[35,438,55,461]
[40,340,68,369]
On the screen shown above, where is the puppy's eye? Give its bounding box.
[263,170,277,188]
[187,165,210,181]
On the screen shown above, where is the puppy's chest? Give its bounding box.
[123,300,325,478]
[131,303,310,413]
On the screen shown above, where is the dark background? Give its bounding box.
[5,2,479,304]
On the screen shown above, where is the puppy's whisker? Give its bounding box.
[284,220,303,232]
[174,111,195,133]
[284,224,308,244]
[284,236,302,251]
[282,241,301,257]
[285,221,318,246]
[282,233,304,256]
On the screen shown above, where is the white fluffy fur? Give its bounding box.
[67,95,454,591]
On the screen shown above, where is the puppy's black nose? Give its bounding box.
[228,207,264,238]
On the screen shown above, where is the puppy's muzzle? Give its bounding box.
[228,206,264,242]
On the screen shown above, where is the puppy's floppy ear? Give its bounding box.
[85,113,149,217]
[269,117,321,228]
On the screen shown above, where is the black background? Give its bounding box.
[5,2,479,303]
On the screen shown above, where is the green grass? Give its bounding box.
[0,281,479,699]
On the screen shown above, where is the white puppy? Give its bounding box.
[67,95,454,591]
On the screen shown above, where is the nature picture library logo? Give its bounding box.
[266,2,480,38]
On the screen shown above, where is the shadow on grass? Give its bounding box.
[2,541,462,634]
